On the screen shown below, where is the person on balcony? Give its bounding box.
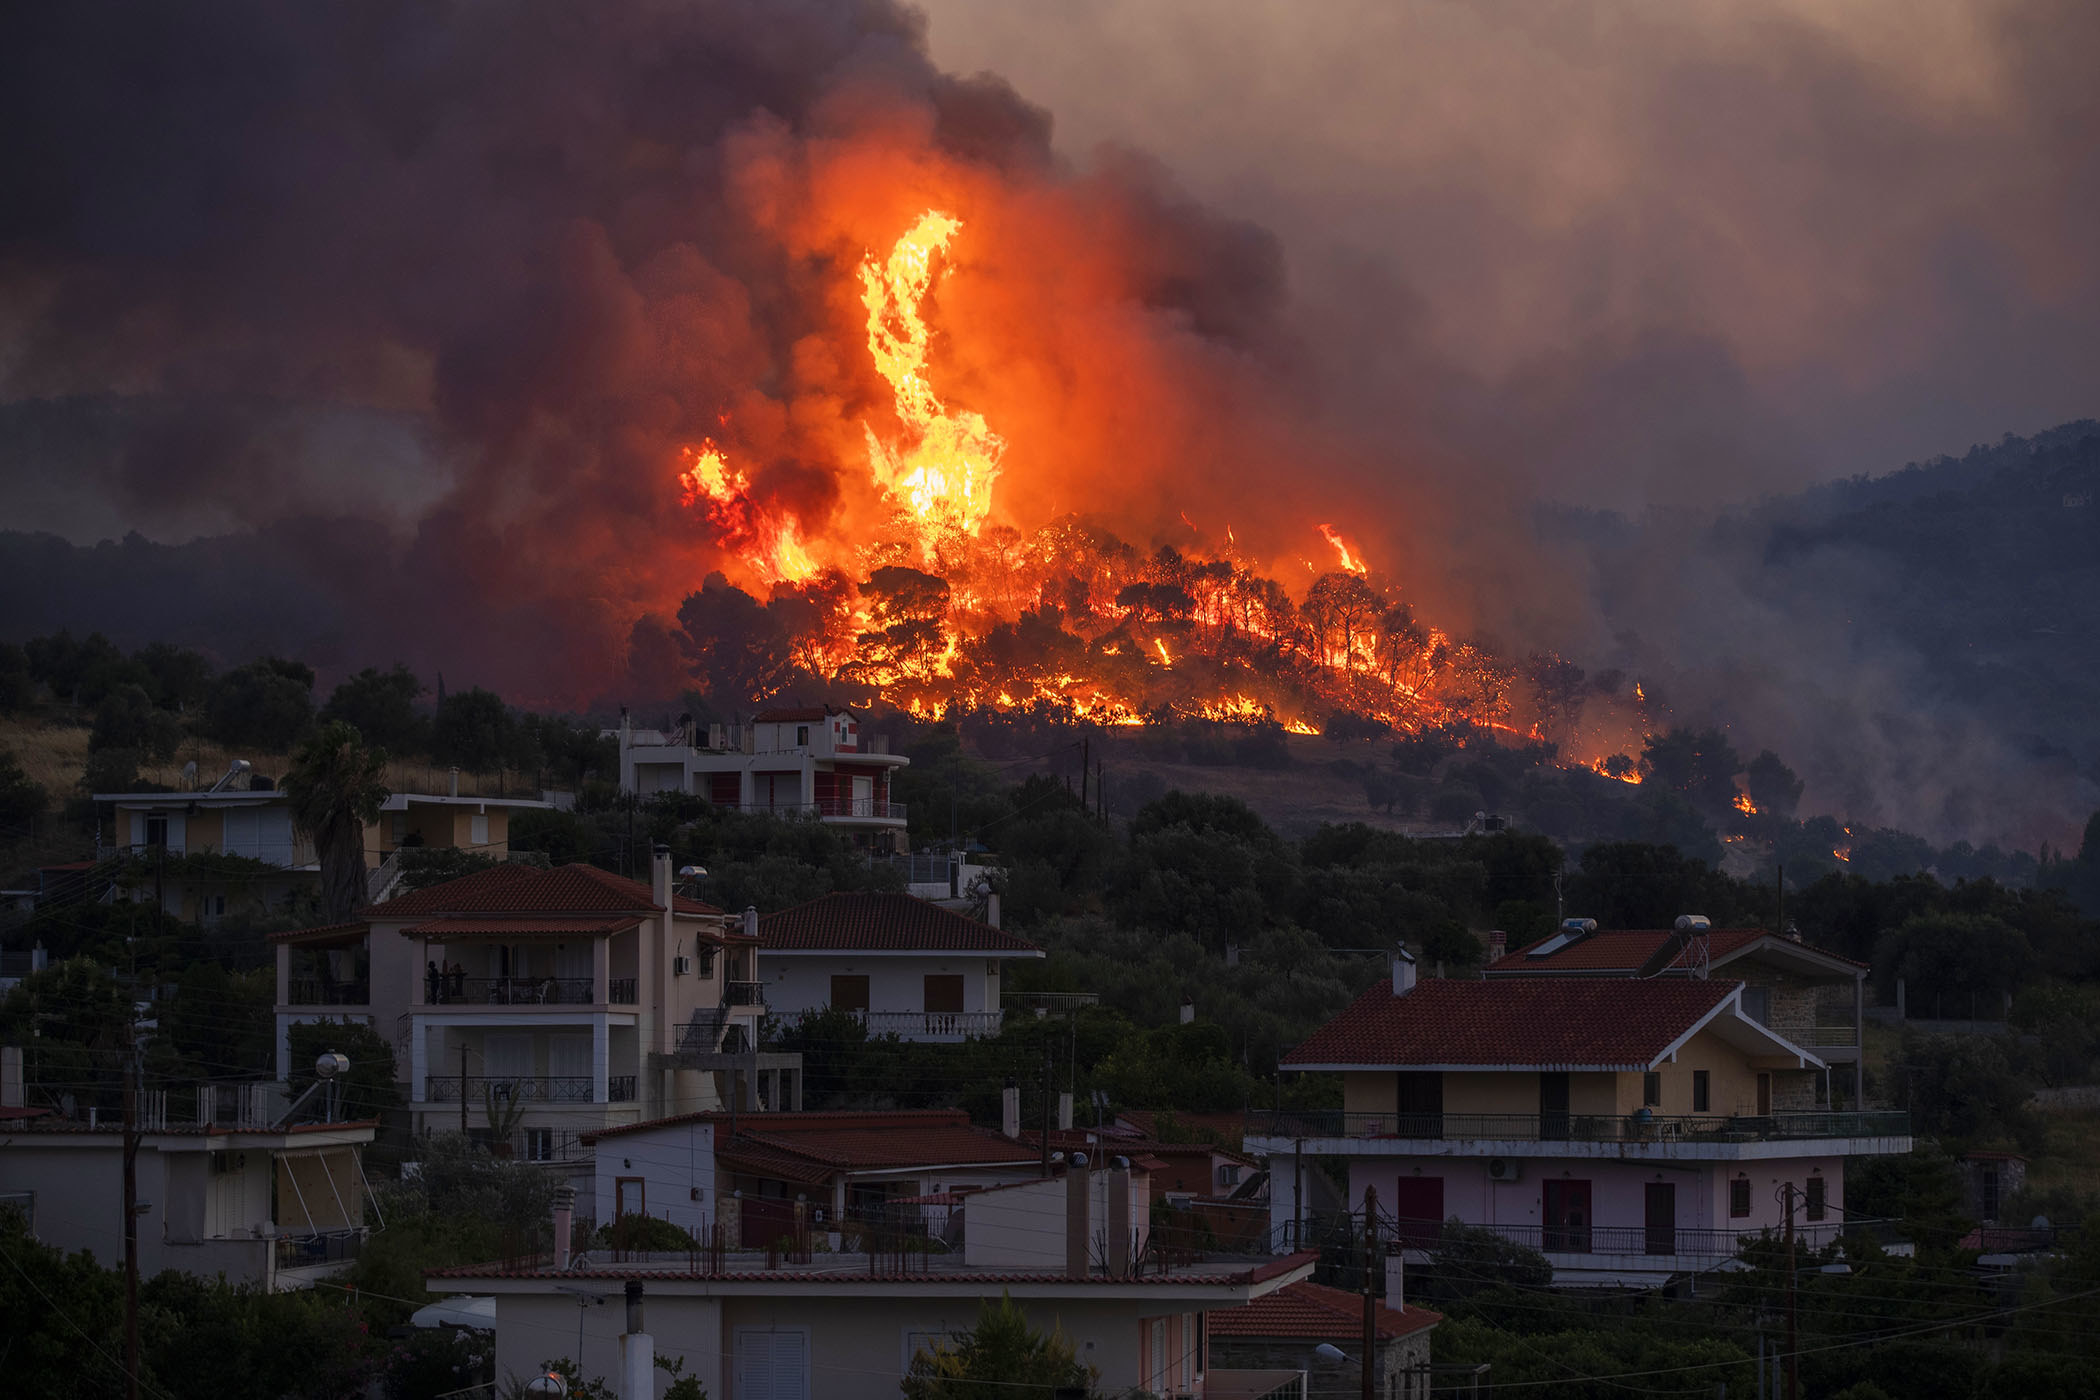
[427,960,442,1005]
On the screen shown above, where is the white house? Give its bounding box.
[757,891,1041,1042]
[430,1151,1318,1400]
[0,1089,376,1291]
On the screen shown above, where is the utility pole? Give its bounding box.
[1783,1183,1800,1400]
[1775,863,1785,935]
[460,1043,470,1135]
[122,1049,140,1400]
[1360,1183,1379,1400]
[1080,736,1089,811]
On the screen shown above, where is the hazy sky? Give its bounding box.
[916,0,2100,508]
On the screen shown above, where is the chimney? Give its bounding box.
[1486,930,1507,963]
[742,905,759,941]
[1,1046,21,1109]
[1179,999,1195,1025]
[1001,1079,1021,1139]
[448,767,460,798]
[653,844,673,910]
[1106,1157,1132,1275]
[985,892,1001,929]
[1385,1251,1406,1307]
[619,1280,652,1400]
[1058,1092,1073,1131]
[552,1186,575,1272]
[1065,1152,1091,1276]
[1391,944,1418,996]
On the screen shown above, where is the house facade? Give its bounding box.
[1210,1280,1443,1400]
[0,1093,375,1291]
[1248,954,1911,1285]
[1485,921,1871,1102]
[618,706,909,852]
[98,769,549,923]
[272,851,779,1167]
[757,891,1041,1042]
[581,1109,1046,1246]
[431,1153,1318,1400]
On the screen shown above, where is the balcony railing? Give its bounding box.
[426,976,596,1006]
[424,1075,597,1103]
[608,1074,638,1102]
[287,978,369,1006]
[855,1010,1005,1038]
[724,980,766,1007]
[273,1228,366,1271]
[706,799,907,822]
[1378,1216,1873,1261]
[1244,1109,1910,1145]
[608,977,638,1005]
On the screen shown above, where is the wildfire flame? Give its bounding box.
[1733,790,1759,816]
[1318,523,1369,575]
[859,210,1004,544]
[678,441,819,583]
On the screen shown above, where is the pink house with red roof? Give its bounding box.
[1249,951,1910,1285]
[273,848,783,1165]
[618,704,910,852]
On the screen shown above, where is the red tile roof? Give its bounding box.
[363,862,721,919]
[1489,928,1867,974]
[400,916,643,938]
[1284,977,1740,1070]
[1211,1280,1442,1342]
[587,1107,1039,1178]
[265,921,369,945]
[758,891,1039,953]
[428,1253,1322,1287]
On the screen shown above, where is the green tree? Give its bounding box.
[0,747,47,828]
[431,687,513,773]
[1641,727,1742,812]
[322,664,429,753]
[134,641,213,712]
[902,1292,1094,1400]
[675,574,792,703]
[1742,749,1805,821]
[283,720,390,920]
[0,641,35,712]
[89,682,182,760]
[204,656,316,749]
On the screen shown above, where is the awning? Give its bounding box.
[412,1295,496,1330]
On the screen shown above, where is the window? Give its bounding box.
[903,1329,964,1374]
[830,975,870,1013]
[1181,1313,1196,1390]
[1643,1072,1662,1107]
[923,974,965,1014]
[1692,1070,1710,1113]
[523,1128,556,1163]
[144,815,169,849]
[1980,1167,2001,1222]
[1743,986,1772,1026]
[616,1177,645,1218]
[795,725,810,746]
[1731,1177,1752,1218]
[1806,1175,1826,1222]
[735,1327,810,1400]
[1219,1164,1241,1188]
[1150,1319,1167,1394]
[469,813,489,847]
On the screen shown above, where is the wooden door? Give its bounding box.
[923,974,965,1013]
[1389,1175,1445,1246]
[1396,1071,1444,1137]
[1756,1073,1773,1116]
[1543,1179,1592,1253]
[1645,1182,1677,1255]
[1539,1072,1570,1139]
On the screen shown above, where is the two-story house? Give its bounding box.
[99,765,550,922]
[757,891,1041,1042]
[1248,952,1911,1285]
[1485,920,1870,1103]
[618,706,910,852]
[272,850,777,1168]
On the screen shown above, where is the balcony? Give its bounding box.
[426,976,597,1006]
[1376,1216,1883,1267]
[724,980,766,1007]
[274,1227,367,1273]
[1244,1109,1911,1158]
[608,977,638,1005]
[855,1010,1005,1039]
[425,1075,597,1104]
[705,798,907,823]
[287,978,369,1006]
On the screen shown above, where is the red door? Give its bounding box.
[1388,1175,1445,1246]
[1543,1179,1592,1253]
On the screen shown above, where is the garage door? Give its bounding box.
[734,1327,810,1400]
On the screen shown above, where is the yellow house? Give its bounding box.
[1248,952,1911,1285]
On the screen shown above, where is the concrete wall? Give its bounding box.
[591,1122,717,1239]
[762,955,999,1018]
[486,1288,1193,1400]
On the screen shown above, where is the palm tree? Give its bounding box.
[283,720,390,921]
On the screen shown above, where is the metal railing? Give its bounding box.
[424,1075,596,1103]
[273,1228,366,1271]
[426,976,596,1006]
[724,980,766,1007]
[608,977,638,1004]
[608,1075,638,1102]
[1244,1108,1910,1144]
[287,978,369,1006]
[706,798,908,822]
[1379,1214,1880,1260]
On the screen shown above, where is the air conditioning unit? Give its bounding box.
[1486,1157,1524,1182]
[672,955,692,976]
